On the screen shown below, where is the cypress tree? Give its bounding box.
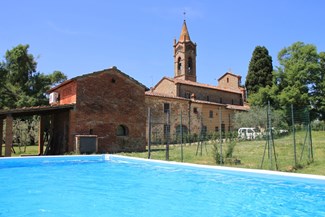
[245,46,273,96]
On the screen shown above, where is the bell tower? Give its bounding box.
[173,20,197,82]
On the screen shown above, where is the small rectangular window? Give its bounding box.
[215,126,219,132]
[164,103,170,113]
[209,110,213,118]
[185,92,191,99]
[207,96,210,101]
[193,107,198,114]
[220,98,223,103]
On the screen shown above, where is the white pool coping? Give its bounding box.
[110,154,325,181]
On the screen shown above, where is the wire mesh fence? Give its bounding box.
[146,103,316,171]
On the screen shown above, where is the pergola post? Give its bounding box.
[5,114,13,157]
[38,115,46,155]
[0,119,3,156]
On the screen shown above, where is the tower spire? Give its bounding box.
[179,20,191,42]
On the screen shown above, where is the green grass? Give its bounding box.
[120,131,325,176]
[2,131,324,176]
[1,145,40,157]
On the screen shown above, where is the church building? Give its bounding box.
[145,20,248,142]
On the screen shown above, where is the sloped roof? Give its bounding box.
[226,104,250,111]
[218,72,242,81]
[172,77,243,94]
[145,91,189,101]
[146,91,248,111]
[49,66,148,92]
[0,104,75,119]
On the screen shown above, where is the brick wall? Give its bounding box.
[72,69,146,153]
[50,81,77,105]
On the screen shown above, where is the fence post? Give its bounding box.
[180,111,183,162]
[219,107,223,164]
[147,108,151,159]
[166,111,170,161]
[291,104,297,167]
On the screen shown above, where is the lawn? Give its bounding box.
[120,131,325,176]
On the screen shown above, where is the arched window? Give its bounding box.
[116,125,128,136]
[188,57,192,73]
[175,125,188,142]
[177,57,182,72]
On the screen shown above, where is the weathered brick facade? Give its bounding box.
[49,67,147,153]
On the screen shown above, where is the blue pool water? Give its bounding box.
[0,155,325,217]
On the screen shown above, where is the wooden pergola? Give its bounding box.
[0,104,75,157]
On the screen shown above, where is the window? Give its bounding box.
[193,107,198,114]
[209,110,213,118]
[185,92,191,99]
[187,57,192,73]
[231,99,234,105]
[175,125,188,141]
[220,98,223,103]
[227,77,229,83]
[215,126,219,132]
[164,103,170,113]
[207,96,210,101]
[177,57,182,72]
[117,125,128,136]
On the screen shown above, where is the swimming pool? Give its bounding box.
[0,155,324,217]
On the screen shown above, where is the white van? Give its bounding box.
[237,128,260,140]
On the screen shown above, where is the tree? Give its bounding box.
[310,52,325,120]
[275,42,319,111]
[245,46,273,96]
[0,44,67,109]
[233,106,287,130]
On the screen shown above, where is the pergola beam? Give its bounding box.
[0,119,3,156]
[38,115,46,155]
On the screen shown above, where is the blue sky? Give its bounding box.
[1,0,325,88]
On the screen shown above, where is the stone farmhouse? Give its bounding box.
[0,20,248,156]
[46,67,148,153]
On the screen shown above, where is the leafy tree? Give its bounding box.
[233,106,287,130]
[245,46,273,96]
[275,42,320,113]
[310,52,325,120]
[0,44,67,109]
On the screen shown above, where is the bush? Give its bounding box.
[212,141,237,165]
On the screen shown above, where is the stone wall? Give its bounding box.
[145,94,237,143]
